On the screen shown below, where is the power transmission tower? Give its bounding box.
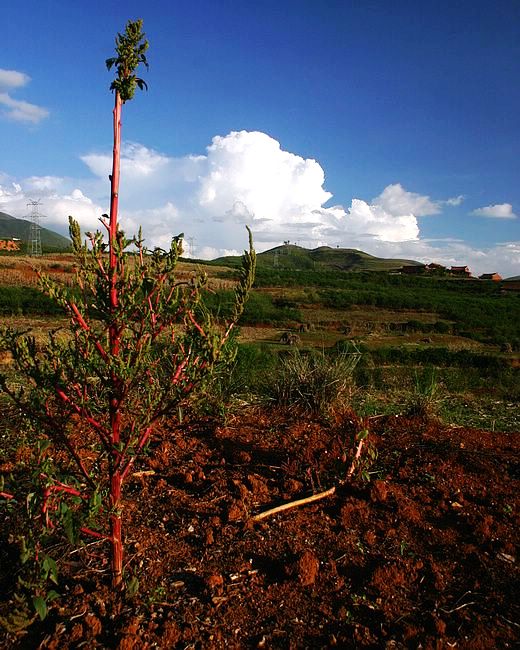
[26,200,46,256]
[188,237,195,258]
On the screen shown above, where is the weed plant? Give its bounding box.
[266,346,361,416]
[407,367,444,418]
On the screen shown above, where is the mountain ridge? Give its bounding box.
[0,211,70,251]
[207,243,421,272]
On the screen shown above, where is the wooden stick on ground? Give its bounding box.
[251,486,336,522]
[251,436,366,523]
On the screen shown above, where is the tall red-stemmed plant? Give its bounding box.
[0,20,255,590]
[104,18,149,589]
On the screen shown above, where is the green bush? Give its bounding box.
[407,367,444,418]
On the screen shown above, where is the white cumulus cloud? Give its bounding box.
[373,183,441,217]
[471,203,517,219]
[1,130,518,277]
[0,175,102,231]
[0,67,49,124]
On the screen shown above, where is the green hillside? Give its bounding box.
[0,211,70,252]
[208,243,420,272]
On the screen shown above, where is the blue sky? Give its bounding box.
[1,0,519,276]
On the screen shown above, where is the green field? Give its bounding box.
[0,252,518,431]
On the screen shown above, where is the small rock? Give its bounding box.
[227,500,244,522]
[371,480,389,503]
[206,573,224,593]
[298,549,320,586]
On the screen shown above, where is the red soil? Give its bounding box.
[1,408,518,648]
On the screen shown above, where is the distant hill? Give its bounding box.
[208,244,421,272]
[0,211,70,252]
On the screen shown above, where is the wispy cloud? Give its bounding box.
[471,203,517,219]
[0,68,49,124]
[444,195,464,206]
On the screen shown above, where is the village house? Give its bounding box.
[400,262,449,275]
[425,263,446,272]
[401,264,425,274]
[449,265,472,277]
[479,272,502,281]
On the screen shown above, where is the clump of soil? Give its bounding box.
[1,407,518,648]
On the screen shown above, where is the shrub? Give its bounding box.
[407,367,444,418]
[266,345,361,415]
[0,20,255,591]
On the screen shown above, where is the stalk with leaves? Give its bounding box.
[0,19,255,589]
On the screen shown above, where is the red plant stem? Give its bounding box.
[186,310,206,337]
[0,491,14,500]
[346,437,365,479]
[54,389,111,449]
[120,424,154,481]
[69,302,109,362]
[80,526,109,541]
[109,91,122,318]
[40,482,109,541]
[108,90,124,588]
[147,295,157,327]
[171,358,188,384]
[109,470,123,586]
[42,483,83,528]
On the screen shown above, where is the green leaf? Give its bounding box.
[37,439,51,454]
[32,596,47,621]
[126,575,139,598]
[42,556,59,585]
[46,590,60,603]
[62,510,76,544]
[19,537,31,564]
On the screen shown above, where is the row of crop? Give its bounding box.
[361,345,509,370]
[224,341,514,389]
[0,286,64,315]
[0,284,303,325]
[201,289,301,325]
[193,342,519,419]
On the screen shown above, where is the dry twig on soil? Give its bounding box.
[251,436,365,522]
